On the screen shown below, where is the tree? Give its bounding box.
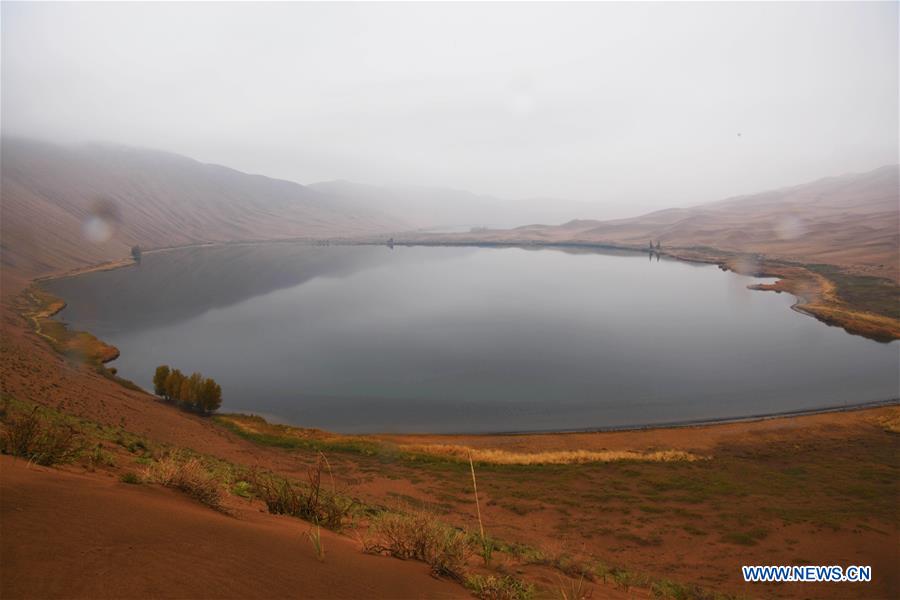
[186,372,204,411]
[179,378,193,408]
[131,245,142,263]
[199,378,222,414]
[153,365,222,414]
[153,365,171,398]
[165,369,185,403]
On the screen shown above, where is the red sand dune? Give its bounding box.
[0,456,464,600]
[0,138,408,278]
[412,165,900,282]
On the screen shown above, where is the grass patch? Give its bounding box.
[651,579,740,600]
[401,443,703,465]
[143,453,224,510]
[306,518,325,562]
[1,404,84,465]
[681,524,706,536]
[806,264,900,320]
[217,414,702,466]
[249,454,358,530]
[26,296,119,366]
[215,414,385,456]
[120,472,142,484]
[465,574,535,600]
[362,511,471,580]
[719,528,768,546]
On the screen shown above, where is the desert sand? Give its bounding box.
[2,157,898,598]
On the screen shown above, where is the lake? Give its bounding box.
[45,243,899,433]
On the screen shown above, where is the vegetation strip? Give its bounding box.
[215,414,704,465]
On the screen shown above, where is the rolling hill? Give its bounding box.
[413,165,900,282]
[0,138,408,278]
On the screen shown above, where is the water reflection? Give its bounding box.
[46,243,899,433]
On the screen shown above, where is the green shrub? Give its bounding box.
[89,443,116,468]
[232,480,253,498]
[120,472,142,484]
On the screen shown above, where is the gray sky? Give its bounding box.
[3,1,897,218]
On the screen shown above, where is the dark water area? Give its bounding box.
[45,243,899,433]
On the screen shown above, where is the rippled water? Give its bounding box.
[45,243,899,433]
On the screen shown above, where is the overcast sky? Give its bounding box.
[3,1,897,217]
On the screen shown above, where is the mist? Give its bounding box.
[3,1,897,218]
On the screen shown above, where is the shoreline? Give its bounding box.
[27,239,898,439]
[227,397,899,439]
[368,397,899,438]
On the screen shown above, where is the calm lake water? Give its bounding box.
[46,243,899,433]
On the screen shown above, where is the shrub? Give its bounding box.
[144,453,223,510]
[120,472,142,484]
[650,580,729,600]
[364,511,471,580]
[250,455,355,529]
[1,407,84,465]
[556,575,593,600]
[88,443,116,468]
[465,574,535,600]
[232,480,253,498]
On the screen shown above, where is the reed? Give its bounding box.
[469,450,493,565]
[306,518,325,562]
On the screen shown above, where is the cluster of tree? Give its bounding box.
[152,365,222,414]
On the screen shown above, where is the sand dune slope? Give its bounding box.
[0,456,463,600]
[423,166,899,281]
[0,138,407,278]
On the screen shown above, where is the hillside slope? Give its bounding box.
[1,457,463,599]
[0,138,408,278]
[418,166,899,282]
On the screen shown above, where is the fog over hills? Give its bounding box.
[0,138,408,276]
[417,165,899,282]
[2,137,897,286]
[309,180,603,231]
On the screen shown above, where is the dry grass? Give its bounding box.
[465,574,535,600]
[1,406,84,466]
[143,453,223,510]
[363,511,472,580]
[219,413,704,465]
[876,408,900,434]
[401,444,703,465]
[306,519,325,562]
[23,287,120,366]
[249,455,356,530]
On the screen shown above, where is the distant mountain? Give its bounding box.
[0,138,408,277]
[308,180,602,231]
[3,137,896,284]
[411,166,900,281]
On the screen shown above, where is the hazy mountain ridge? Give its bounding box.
[428,166,899,281]
[2,137,896,284]
[0,138,408,277]
[309,179,604,230]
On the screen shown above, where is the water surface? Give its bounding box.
[46,243,899,433]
